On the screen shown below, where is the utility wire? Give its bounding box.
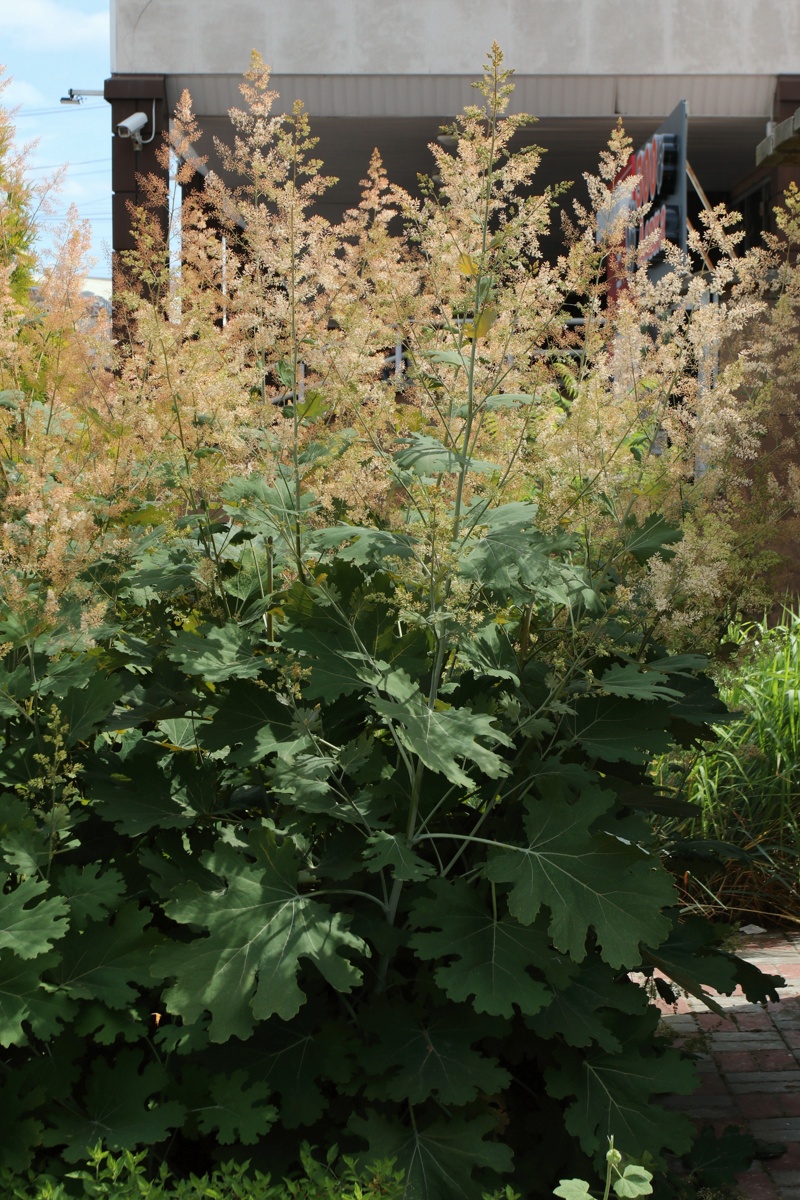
[28,157,111,170]
[15,104,105,118]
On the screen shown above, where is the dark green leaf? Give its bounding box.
[623,513,683,565]
[599,663,683,701]
[193,1069,277,1144]
[409,879,570,1017]
[54,903,163,1009]
[36,654,98,699]
[485,786,674,967]
[57,673,124,745]
[200,681,294,766]
[0,663,33,716]
[281,626,377,702]
[0,950,74,1046]
[370,685,511,790]
[363,832,436,883]
[168,623,262,682]
[570,696,675,764]
[458,622,520,683]
[0,875,69,959]
[41,1050,186,1161]
[547,1044,697,1162]
[394,433,498,477]
[311,526,416,567]
[87,741,198,835]
[56,865,125,924]
[527,956,651,1053]
[641,914,783,1013]
[73,1002,144,1045]
[350,1108,513,1200]
[687,1125,757,1187]
[243,1005,357,1128]
[157,839,367,1041]
[360,1001,510,1104]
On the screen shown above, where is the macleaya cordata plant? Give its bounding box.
[0,43,798,1200]
[0,74,125,634]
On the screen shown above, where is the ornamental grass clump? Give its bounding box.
[0,45,798,1200]
[659,605,800,924]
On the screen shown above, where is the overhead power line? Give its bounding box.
[15,104,105,118]
[28,157,111,171]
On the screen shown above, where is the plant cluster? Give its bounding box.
[2,1143,407,1199]
[0,44,796,1200]
[658,605,800,923]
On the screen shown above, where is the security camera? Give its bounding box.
[116,111,149,148]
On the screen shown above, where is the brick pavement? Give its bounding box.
[659,930,800,1199]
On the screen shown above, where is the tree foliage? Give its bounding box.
[0,44,795,1198]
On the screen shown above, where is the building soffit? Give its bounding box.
[162,73,777,122]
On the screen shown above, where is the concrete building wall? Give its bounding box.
[106,1,800,265]
[112,0,800,82]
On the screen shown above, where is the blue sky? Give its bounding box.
[1,0,112,275]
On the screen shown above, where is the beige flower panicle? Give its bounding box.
[2,50,799,650]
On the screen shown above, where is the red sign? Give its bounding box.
[606,129,681,303]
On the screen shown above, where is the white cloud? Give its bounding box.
[2,78,48,108]
[0,0,109,52]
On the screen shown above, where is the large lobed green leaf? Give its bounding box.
[547,1043,697,1163]
[485,784,675,967]
[156,838,368,1041]
[0,875,69,960]
[350,1108,513,1200]
[370,681,512,790]
[409,879,573,1017]
[359,999,510,1104]
[41,1050,186,1162]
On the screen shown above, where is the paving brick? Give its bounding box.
[760,1048,800,1070]
[770,1144,800,1170]
[748,1116,800,1139]
[661,1013,698,1033]
[695,1012,735,1032]
[735,1167,781,1199]
[737,1093,785,1119]
[716,1050,760,1072]
[737,1012,774,1030]
[661,929,800,1190]
[770,1168,800,1186]
[727,1071,800,1094]
[685,1099,740,1119]
[712,993,752,1009]
[770,1003,800,1024]
[709,1032,786,1051]
[695,1074,730,1096]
